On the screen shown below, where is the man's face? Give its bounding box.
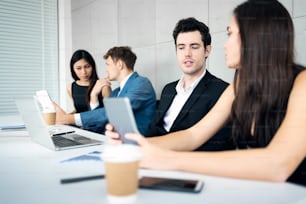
[105,56,120,81]
[176,31,210,76]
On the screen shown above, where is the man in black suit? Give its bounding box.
[145,17,234,151]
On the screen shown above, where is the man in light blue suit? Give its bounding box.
[55,46,156,134]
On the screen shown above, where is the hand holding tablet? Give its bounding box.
[103,97,139,145]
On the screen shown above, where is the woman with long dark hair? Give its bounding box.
[68,49,111,113]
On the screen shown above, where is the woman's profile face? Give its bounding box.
[224,16,241,69]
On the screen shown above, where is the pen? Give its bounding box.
[60,174,105,184]
[53,130,75,136]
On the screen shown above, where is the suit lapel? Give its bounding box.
[157,84,177,121]
[171,71,213,128]
[118,72,138,96]
[110,87,120,97]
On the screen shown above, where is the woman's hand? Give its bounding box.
[105,124,178,170]
[125,133,178,170]
[105,123,123,144]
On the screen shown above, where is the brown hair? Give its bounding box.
[103,46,137,70]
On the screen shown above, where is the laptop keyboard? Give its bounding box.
[52,135,82,147]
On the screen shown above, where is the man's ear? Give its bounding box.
[204,45,212,58]
[117,60,123,70]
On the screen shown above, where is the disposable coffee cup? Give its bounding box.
[102,144,142,204]
[43,111,56,125]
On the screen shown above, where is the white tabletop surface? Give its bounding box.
[0,128,305,204]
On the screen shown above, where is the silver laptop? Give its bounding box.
[15,98,103,151]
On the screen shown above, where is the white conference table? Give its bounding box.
[0,128,305,204]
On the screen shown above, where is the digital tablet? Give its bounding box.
[36,90,55,112]
[103,97,139,145]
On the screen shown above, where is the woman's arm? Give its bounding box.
[128,71,306,182]
[67,83,72,98]
[67,83,76,113]
[148,84,235,151]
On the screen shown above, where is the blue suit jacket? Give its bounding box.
[80,72,156,134]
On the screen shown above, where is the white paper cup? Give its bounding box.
[102,144,142,204]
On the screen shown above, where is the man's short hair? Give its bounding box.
[103,46,137,70]
[172,17,211,48]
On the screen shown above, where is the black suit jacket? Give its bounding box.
[145,71,235,151]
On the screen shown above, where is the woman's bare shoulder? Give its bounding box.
[67,82,73,97]
[291,69,306,92]
[295,69,306,81]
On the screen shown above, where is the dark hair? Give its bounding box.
[103,46,137,70]
[70,49,99,105]
[172,17,211,49]
[230,0,304,147]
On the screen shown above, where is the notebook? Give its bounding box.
[103,97,138,145]
[15,98,103,151]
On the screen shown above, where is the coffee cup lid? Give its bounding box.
[102,144,142,163]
